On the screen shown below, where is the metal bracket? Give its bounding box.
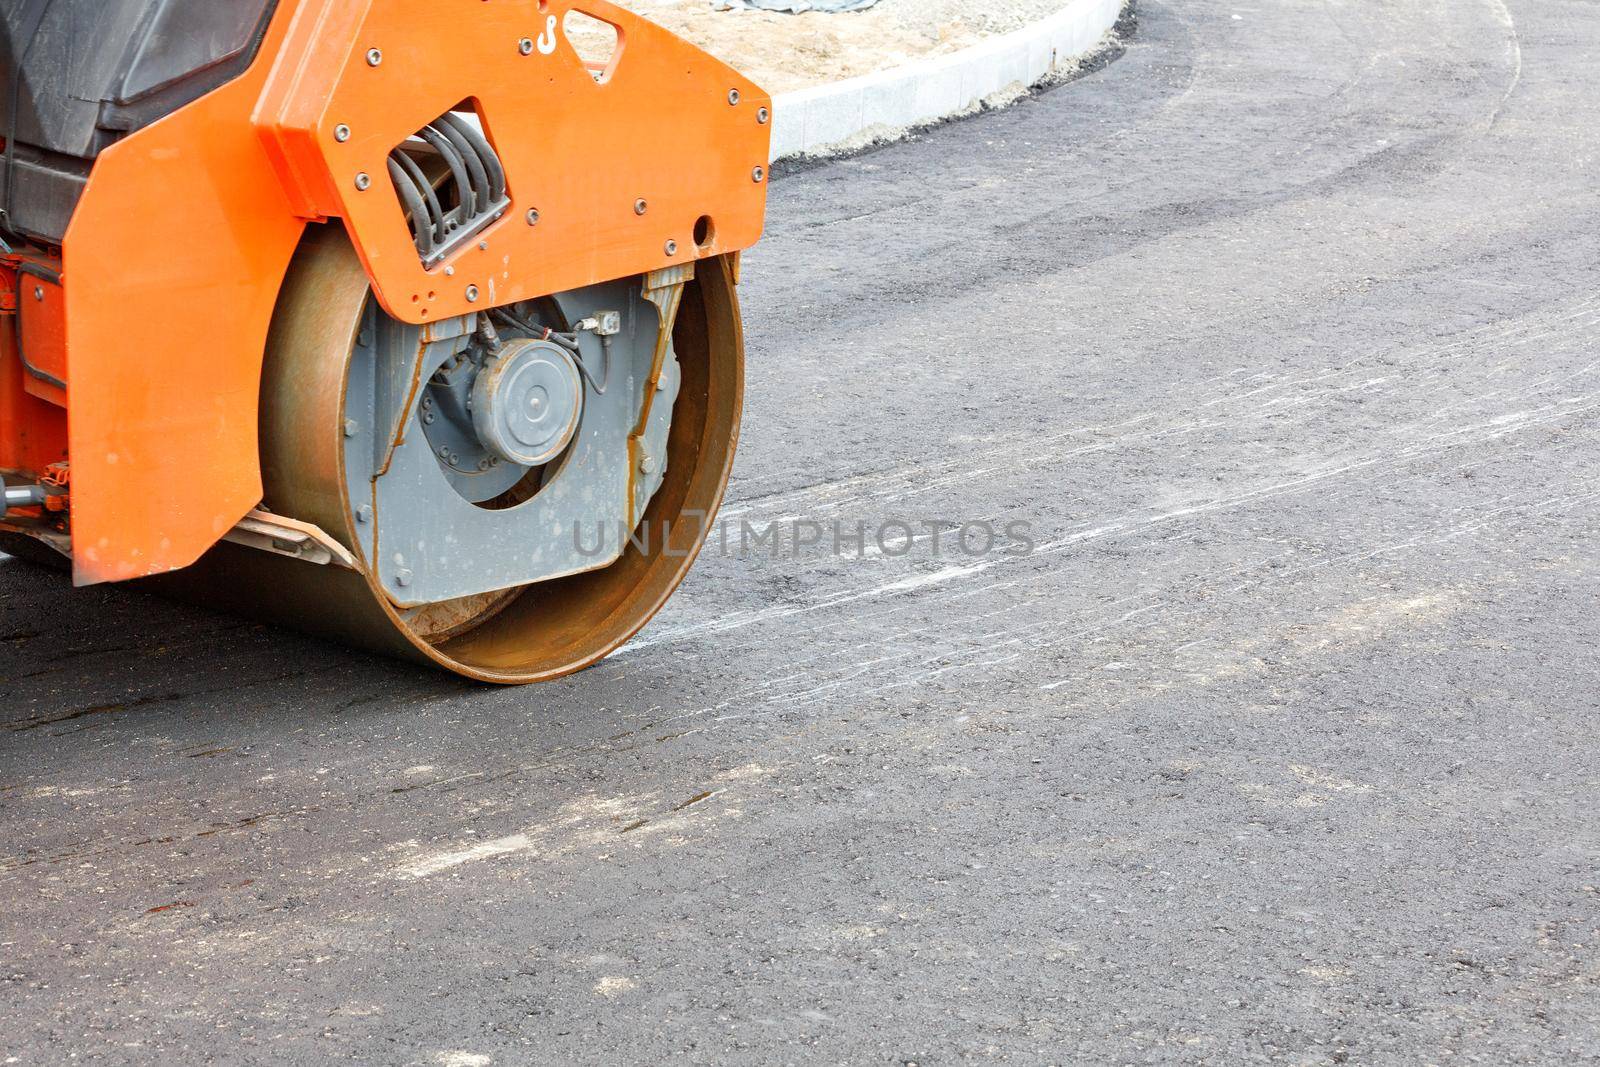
[629,262,693,525]
[421,199,508,268]
[224,508,358,569]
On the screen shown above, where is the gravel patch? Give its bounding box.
[615,0,1074,92]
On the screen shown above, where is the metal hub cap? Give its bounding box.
[470,338,583,467]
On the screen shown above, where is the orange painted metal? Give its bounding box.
[254,0,771,324]
[0,260,67,478]
[17,263,67,407]
[50,0,770,585]
[61,4,304,585]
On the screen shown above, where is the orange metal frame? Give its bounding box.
[29,0,769,585]
[0,254,68,479]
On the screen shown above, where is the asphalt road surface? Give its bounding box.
[5,0,1599,1062]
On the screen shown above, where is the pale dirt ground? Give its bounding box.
[595,0,1071,93]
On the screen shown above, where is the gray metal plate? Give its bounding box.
[340,279,676,607]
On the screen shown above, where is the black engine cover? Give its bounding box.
[1,0,277,243]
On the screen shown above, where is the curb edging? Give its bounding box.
[768,0,1125,162]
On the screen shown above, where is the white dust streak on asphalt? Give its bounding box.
[617,555,1010,654]
[1483,0,1523,128]
[400,834,535,879]
[623,393,1600,659]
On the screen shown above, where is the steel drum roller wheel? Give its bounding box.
[156,224,743,683]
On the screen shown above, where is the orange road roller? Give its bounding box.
[0,0,770,682]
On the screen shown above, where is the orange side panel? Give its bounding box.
[254,0,771,325]
[62,4,305,585]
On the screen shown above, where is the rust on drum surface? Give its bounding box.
[152,228,745,684]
